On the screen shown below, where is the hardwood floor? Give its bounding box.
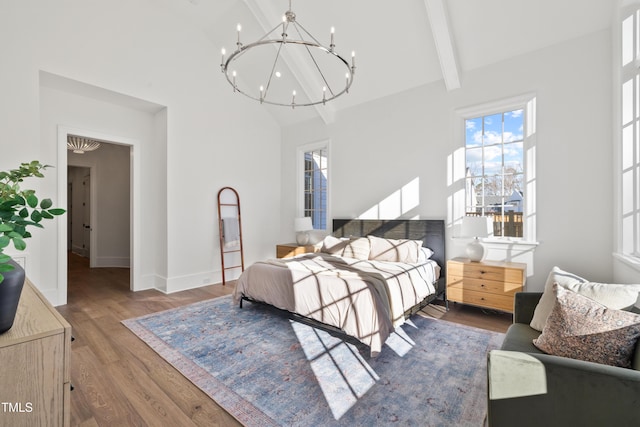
[57,252,511,426]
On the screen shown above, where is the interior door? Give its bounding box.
[82,173,91,258]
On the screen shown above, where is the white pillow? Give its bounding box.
[529,267,586,331]
[321,235,370,260]
[367,235,423,263]
[321,235,348,254]
[341,237,371,260]
[562,282,640,311]
[417,247,434,263]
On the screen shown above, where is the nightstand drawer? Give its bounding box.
[447,287,515,312]
[447,276,523,295]
[447,261,524,284]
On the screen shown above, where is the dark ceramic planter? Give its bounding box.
[0,259,26,334]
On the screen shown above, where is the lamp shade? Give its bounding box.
[461,216,491,238]
[294,217,313,232]
[461,216,491,262]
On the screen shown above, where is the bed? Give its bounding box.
[233,219,446,356]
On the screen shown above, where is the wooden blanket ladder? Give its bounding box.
[217,187,244,286]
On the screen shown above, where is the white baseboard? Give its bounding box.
[143,274,166,293]
[71,245,88,257]
[163,269,229,294]
[95,257,130,268]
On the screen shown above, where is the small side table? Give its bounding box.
[276,243,317,259]
[446,257,526,313]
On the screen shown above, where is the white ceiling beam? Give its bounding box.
[242,0,335,124]
[424,0,461,91]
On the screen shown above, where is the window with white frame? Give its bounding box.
[620,8,640,258]
[299,143,328,230]
[459,94,536,241]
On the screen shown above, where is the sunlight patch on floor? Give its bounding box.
[384,319,417,356]
[290,320,379,420]
[418,303,447,319]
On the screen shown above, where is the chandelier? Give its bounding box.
[220,0,355,108]
[67,135,101,154]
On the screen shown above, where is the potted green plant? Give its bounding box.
[0,161,65,333]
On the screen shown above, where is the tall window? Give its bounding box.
[302,145,328,230]
[465,109,525,238]
[620,9,640,257]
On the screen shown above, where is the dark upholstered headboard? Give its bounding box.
[332,219,446,276]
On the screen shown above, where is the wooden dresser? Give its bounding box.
[276,243,318,258]
[446,257,526,313]
[0,279,71,426]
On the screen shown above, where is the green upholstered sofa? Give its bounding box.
[487,292,640,427]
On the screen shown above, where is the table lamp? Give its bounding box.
[461,216,491,262]
[294,217,313,245]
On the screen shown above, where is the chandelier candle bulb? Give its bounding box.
[351,51,356,70]
[260,85,264,103]
[232,70,237,91]
[236,24,242,49]
[220,48,226,71]
[322,86,327,104]
[292,90,296,108]
[330,27,335,51]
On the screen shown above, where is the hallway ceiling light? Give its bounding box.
[67,136,101,154]
[220,0,355,108]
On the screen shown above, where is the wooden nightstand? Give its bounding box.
[276,243,318,258]
[446,257,526,313]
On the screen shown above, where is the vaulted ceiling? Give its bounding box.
[164,0,615,126]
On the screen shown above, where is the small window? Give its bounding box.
[465,109,525,238]
[300,144,328,230]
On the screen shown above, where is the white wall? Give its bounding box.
[282,30,614,291]
[1,0,282,304]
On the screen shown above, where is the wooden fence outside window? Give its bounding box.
[466,212,523,238]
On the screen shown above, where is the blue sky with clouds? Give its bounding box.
[465,109,524,178]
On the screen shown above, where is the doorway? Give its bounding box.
[67,139,131,271]
[60,127,138,303]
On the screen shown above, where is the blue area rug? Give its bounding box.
[122,295,503,426]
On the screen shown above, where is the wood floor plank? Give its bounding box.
[114,331,237,426]
[58,252,509,426]
[70,346,147,426]
[75,315,125,365]
[105,358,198,427]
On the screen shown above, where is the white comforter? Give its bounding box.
[233,253,439,356]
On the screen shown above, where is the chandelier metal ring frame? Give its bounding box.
[220,3,356,108]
